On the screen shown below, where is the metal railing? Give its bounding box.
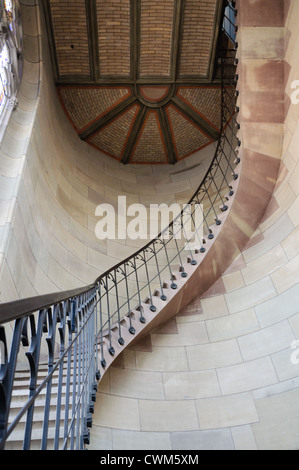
[0,3,239,451]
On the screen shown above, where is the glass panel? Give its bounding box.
[0,0,23,131]
[223,1,236,44]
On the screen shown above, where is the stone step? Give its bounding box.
[4,426,71,451]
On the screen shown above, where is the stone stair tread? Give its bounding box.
[8,409,73,426]
[8,395,77,410]
[6,425,67,444]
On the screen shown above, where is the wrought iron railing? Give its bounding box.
[0,2,239,451]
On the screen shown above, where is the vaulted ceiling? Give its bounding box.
[43,0,229,164]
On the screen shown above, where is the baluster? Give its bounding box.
[104,275,115,356]
[208,157,229,222]
[82,293,90,447]
[54,303,67,450]
[88,289,99,429]
[41,307,57,450]
[63,300,73,450]
[0,319,25,450]
[151,241,167,301]
[76,297,83,449]
[113,269,125,346]
[188,198,206,254]
[94,288,101,380]
[161,236,177,290]
[132,257,146,324]
[123,263,136,335]
[86,290,94,441]
[181,206,198,266]
[87,290,97,427]
[172,221,188,278]
[23,311,47,450]
[0,326,8,451]
[98,281,106,368]
[141,250,156,313]
[70,297,78,449]
[201,180,217,240]
[221,128,240,174]
[92,287,100,381]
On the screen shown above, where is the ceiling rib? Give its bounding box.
[79,94,138,140]
[171,96,220,142]
[157,107,177,165]
[131,0,139,82]
[121,106,147,164]
[86,0,100,82]
[171,0,185,81]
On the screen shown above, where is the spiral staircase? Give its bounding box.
[1,0,295,452]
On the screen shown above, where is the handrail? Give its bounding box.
[0,1,239,450]
[0,97,238,324]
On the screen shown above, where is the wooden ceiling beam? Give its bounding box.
[121,106,147,164]
[158,108,177,165]
[41,0,59,81]
[86,0,100,81]
[171,0,185,81]
[131,0,139,82]
[54,77,222,87]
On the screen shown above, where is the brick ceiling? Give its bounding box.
[43,0,230,164]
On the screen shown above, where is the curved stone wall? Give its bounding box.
[0,0,216,304]
[1,0,297,451]
[88,0,299,451]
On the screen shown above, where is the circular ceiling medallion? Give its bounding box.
[138,86,171,103]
